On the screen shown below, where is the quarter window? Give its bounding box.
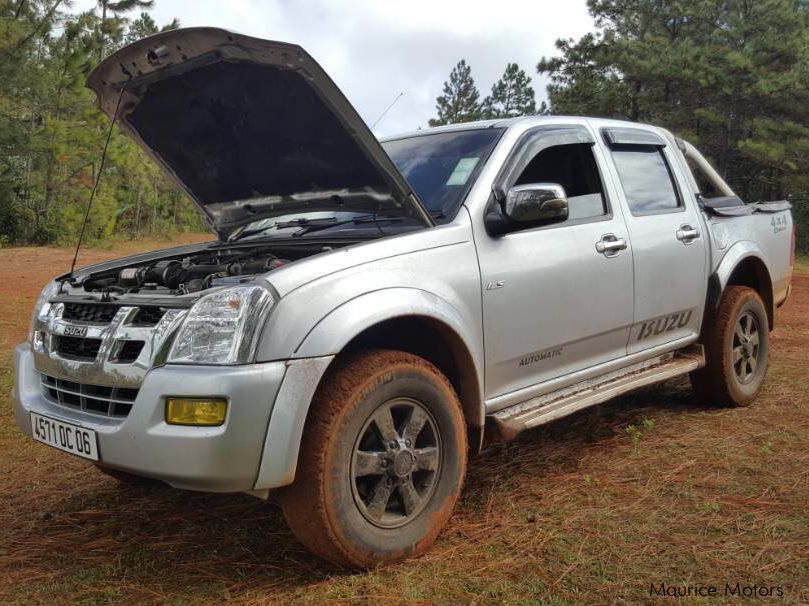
[611,148,681,214]
[514,143,608,221]
[686,157,722,198]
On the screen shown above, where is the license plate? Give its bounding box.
[30,413,99,461]
[63,325,88,337]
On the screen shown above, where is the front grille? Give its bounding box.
[114,340,145,363]
[62,303,120,323]
[60,303,165,326]
[56,336,102,360]
[41,374,138,417]
[131,307,165,326]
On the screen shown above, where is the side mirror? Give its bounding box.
[504,183,569,223]
[484,183,569,236]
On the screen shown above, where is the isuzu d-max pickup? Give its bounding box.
[12,28,794,568]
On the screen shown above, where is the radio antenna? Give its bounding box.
[69,87,126,278]
[370,91,404,130]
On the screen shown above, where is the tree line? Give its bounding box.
[430,0,809,253]
[2,0,808,252]
[0,0,201,247]
[429,61,543,126]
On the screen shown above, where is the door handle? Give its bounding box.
[595,234,627,257]
[676,224,700,243]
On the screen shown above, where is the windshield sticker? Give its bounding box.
[446,157,479,186]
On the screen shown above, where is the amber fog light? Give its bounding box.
[166,398,227,426]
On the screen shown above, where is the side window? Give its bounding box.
[610,147,681,214]
[514,143,608,221]
[686,157,722,198]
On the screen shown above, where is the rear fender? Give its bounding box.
[711,242,774,327]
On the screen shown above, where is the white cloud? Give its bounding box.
[74,0,594,136]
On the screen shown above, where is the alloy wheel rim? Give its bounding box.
[350,397,441,528]
[732,310,761,385]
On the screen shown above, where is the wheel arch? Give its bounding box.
[711,244,774,329]
[336,314,484,450]
[296,287,485,446]
[255,289,485,490]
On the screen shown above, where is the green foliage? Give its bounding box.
[482,63,536,119]
[430,61,538,125]
[429,60,481,126]
[538,0,809,250]
[96,0,155,59]
[0,0,203,246]
[696,500,721,513]
[792,195,809,255]
[625,417,655,455]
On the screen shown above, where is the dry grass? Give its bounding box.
[0,240,806,605]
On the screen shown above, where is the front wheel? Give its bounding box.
[691,286,769,407]
[279,349,467,569]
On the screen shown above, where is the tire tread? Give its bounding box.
[279,349,465,568]
[691,286,767,407]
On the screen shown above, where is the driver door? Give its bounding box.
[474,125,635,401]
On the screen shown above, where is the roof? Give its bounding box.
[380,115,662,142]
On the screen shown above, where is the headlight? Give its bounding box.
[28,281,61,342]
[167,284,275,365]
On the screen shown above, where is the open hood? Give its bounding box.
[87,28,432,240]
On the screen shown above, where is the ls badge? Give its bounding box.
[485,280,505,291]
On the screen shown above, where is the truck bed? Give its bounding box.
[702,196,791,217]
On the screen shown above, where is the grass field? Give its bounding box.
[0,239,806,605]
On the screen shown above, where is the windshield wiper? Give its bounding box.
[231,217,338,241]
[275,217,337,229]
[292,214,403,237]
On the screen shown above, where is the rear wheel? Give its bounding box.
[691,286,769,407]
[279,349,467,569]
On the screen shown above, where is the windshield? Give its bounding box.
[381,129,503,220]
[232,128,502,241]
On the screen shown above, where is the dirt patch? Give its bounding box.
[0,243,806,605]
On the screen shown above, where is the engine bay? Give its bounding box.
[76,244,305,296]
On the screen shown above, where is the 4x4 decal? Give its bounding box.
[771,215,788,234]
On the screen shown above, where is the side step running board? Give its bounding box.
[489,345,705,441]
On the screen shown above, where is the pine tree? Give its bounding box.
[96,0,155,59]
[537,0,809,252]
[125,11,179,45]
[0,1,199,245]
[429,60,481,126]
[481,63,536,119]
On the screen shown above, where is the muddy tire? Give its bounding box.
[279,349,467,569]
[690,286,769,407]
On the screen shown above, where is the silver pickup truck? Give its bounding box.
[12,28,795,568]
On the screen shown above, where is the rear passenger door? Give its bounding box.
[599,127,707,353]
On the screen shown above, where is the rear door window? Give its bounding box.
[610,148,681,214]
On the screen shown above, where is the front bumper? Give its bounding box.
[12,343,332,493]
